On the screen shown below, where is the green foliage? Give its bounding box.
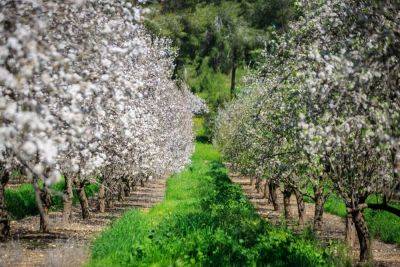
[89,143,337,266]
[143,0,297,123]
[5,184,37,220]
[365,209,400,244]
[364,198,400,245]
[323,194,347,218]
[5,182,64,219]
[241,0,300,29]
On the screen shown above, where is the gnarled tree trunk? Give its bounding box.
[76,182,90,219]
[62,176,74,223]
[118,183,124,201]
[352,209,372,262]
[124,178,131,197]
[263,181,268,199]
[98,182,106,213]
[106,189,114,209]
[345,212,356,248]
[313,185,326,232]
[0,170,10,241]
[255,177,261,193]
[268,180,279,211]
[33,176,50,233]
[41,184,52,231]
[294,189,305,226]
[283,186,293,221]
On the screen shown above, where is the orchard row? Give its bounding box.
[215,0,400,262]
[0,0,205,238]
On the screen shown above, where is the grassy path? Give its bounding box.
[229,174,400,266]
[89,143,339,266]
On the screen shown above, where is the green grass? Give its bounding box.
[364,208,400,244]
[5,180,99,220]
[89,143,339,266]
[323,194,347,218]
[5,184,38,219]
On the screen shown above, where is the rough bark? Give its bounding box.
[268,181,279,211]
[283,186,293,221]
[255,177,261,193]
[0,170,10,241]
[40,184,52,231]
[345,212,356,248]
[294,189,305,226]
[352,209,372,262]
[98,182,106,213]
[76,182,90,219]
[62,176,74,223]
[366,202,400,217]
[33,177,49,233]
[124,179,131,197]
[263,181,268,199]
[118,183,124,201]
[105,190,114,209]
[313,186,326,232]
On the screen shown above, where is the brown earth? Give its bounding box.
[0,179,167,267]
[229,172,400,267]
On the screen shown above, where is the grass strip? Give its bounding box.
[89,143,341,266]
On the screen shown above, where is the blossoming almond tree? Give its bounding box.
[297,1,400,261]
[216,0,399,262]
[0,0,200,236]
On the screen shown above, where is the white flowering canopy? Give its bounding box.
[216,2,400,260]
[0,0,196,185]
[216,0,400,198]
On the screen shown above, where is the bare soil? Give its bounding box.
[229,173,400,267]
[0,179,167,267]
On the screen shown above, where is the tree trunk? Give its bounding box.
[268,181,279,211]
[345,212,356,248]
[33,177,49,233]
[230,52,237,98]
[118,183,124,201]
[76,182,90,219]
[40,184,52,231]
[98,182,106,213]
[313,186,326,232]
[124,179,131,197]
[106,190,114,209]
[255,177,261,193]
[62,176,73,223]
[0,170,10,241]
[294,189,305,226]
[283,187,293,221]
[352,209,372,262]
[263,181,268,199]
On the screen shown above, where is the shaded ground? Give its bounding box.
[0,179,166,267]
[229,172,400,267]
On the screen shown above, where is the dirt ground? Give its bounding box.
[229,172,400,267]
[0,179,167,267]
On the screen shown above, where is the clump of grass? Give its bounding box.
[324,194,347,218]
[89,143,335,266]
[5,184,37,219]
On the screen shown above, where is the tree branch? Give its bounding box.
[367,203,400,217]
